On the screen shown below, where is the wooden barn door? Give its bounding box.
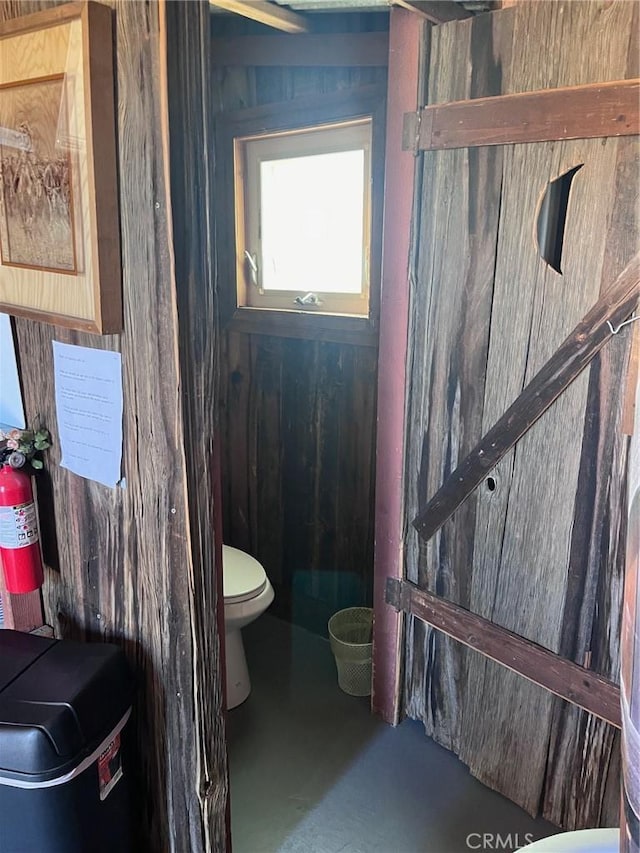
[396,1,639,831]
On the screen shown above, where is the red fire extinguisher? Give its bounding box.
[0,463,44,594]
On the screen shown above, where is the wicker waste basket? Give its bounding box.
[328,607,373,696]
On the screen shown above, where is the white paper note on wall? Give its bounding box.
[0,313,26,431]
[52,342,123,487]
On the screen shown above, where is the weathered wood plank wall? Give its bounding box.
[213,14,387,634]
[222,334,378,633]
[622,331,640,852]
[165,0,228,845]
[404,0,638,830]
[0,1,227,850]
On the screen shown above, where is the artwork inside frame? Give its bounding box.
[0,74,77,275]
[0,2,121,334]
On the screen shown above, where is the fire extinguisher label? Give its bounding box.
[0,502,39,549]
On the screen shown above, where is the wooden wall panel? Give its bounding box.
[404,0,638,830]
[222,331,378,633]
[214,27,386,634]
[459,134,628,814]
[1,1,227,849]
[404,8,510,753]
[165,0,229,846]
[542,148,639,831]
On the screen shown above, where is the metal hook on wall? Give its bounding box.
[607,314,640,335]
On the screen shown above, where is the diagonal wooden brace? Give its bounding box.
[413,251,640,542]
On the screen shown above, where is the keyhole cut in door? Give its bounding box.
[536,164,583,274]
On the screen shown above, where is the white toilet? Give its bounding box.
[222,545,274,709]
[521,828,619,851]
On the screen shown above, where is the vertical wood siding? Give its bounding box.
[165,0,228,846]
[214,35,387,633]
[404,0,638,829]
[0,1,227,849]
[221,332,378,633]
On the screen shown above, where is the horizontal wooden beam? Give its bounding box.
[209,0,309,33]
[211,31,389,66]
[412,78,640,149]
[386,578,622,728]
[413,251,640,542]
[393,0,472,23]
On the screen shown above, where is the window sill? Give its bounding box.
[225,306,379,347]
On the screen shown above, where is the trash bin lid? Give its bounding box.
[0,630,134,783]
[0,629,56,687]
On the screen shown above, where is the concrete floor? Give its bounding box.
[227,614,559,853]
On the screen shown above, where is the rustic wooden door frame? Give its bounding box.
[371,6,424,725]
[387,76,640,728]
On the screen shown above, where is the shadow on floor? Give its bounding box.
[227,614,559,853]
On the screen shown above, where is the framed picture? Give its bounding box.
[0,2,121,334]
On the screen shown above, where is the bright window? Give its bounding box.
[234,118,372,317]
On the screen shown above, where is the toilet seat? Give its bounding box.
[222,545,267,604]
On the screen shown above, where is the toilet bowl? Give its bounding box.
[222,545,274,709]
[521,828,619,852]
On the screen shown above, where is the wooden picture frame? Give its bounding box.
[0,2,121,334]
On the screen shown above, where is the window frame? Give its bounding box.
[237,118,372,316]
[215,86,386,346]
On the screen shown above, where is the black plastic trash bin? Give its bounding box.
[0,629,134,853]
